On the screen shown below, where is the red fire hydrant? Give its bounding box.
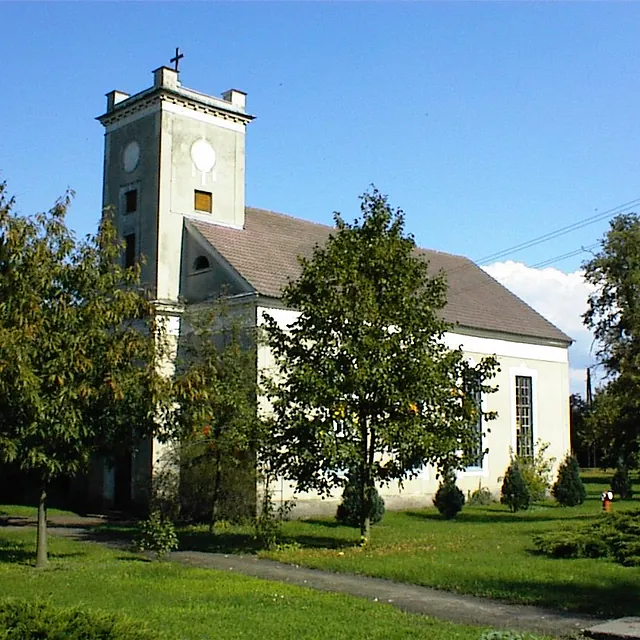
[601,490,614,512]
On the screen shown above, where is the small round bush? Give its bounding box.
[552,454,586,506]
[137,511,179,559]
[517,461,548,503]
[500,462,531,512]
[612,463,634,500]
[433,480,465,519]
[336,479,385,528]
[467,486,495,506]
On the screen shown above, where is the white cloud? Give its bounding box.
[482,261,597,395]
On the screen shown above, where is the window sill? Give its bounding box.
[462,467,487,477]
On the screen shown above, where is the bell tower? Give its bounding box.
[97,60,254,302]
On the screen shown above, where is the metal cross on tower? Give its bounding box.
[170,47,184,73]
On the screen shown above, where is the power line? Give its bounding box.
[530,242,600,269]
[474,197,640,266]
[447,241,600,301]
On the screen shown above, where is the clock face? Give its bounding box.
[191,139,216,173]
[123,141,140,173]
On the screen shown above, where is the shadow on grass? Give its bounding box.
[177,527,357,554]
[280,534,355,550]
[0,539,33,564]
[0,540,86,565]
[48,552,86,560]
[178,530,260,554]
[465,574,639,619]
[83,526,135,543]
[299,519,345,530]
[115,555,151,563]
[402,507,590,525]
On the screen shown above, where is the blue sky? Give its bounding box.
[2,2,640,391]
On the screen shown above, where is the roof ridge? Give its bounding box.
[245,207,475,261]
[415,245,470,261]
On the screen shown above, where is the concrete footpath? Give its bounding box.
[0,517,617,638]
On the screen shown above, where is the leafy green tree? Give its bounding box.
[570,394,589,464]
[584,379,640,469]
[172,307,263,530]
[570,393,603,468]
[0,183,173,567]
[263,188,498,542]
[583,213,640,468]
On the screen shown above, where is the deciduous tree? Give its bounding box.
[583,213,640,468]
[0,183,172,567]
[263,188,498,543]
[172,307,263,529]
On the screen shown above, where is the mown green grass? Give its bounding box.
[0,529,533,640]
[0,504,78,518]
[179,470,640,618]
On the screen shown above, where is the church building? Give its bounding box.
[95,63,572,515]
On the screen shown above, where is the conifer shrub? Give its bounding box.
[335,477,385,528]
[534,509,640,567]
[433,477,466,519]
[612,462,634,500]
[552,454,586,506]
[500,462,531,512]
[0,599,158,639]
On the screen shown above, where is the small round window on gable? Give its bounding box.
[193,255,210,271]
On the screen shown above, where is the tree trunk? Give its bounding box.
[359,475,369,544]
[361,472,373,545]
[359,414,371,545]
[35,480,48,568]
[208,452,223,534]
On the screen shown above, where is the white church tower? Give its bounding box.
[94,57,254,508]
[97,58,254,304]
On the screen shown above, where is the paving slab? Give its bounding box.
[585,618,640,640]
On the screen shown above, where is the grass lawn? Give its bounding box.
[0,504,78,519]
[178,470,640,619]
[0,529,536,640]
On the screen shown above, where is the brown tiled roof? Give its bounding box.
[191,208,571,345]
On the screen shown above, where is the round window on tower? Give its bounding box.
[193,255,210,272]
[191,139,216,173]
[123,141,140,173]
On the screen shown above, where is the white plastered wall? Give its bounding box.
[156,105,247,303]
[257,306,571,517]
